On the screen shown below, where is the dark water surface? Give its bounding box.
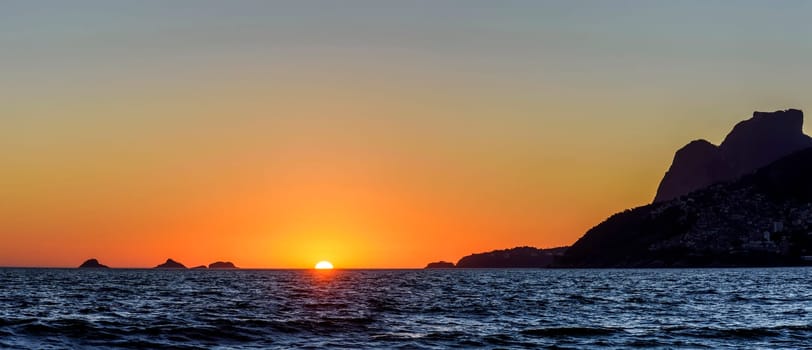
[1,268,810,349]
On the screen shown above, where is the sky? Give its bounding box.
[2,1,812,268]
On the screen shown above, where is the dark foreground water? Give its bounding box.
[1,268,810,349]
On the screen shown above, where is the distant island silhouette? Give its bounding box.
[78,258,109,268]
[75,258,241,269]
[208,261,238,269]
[155,258,186,269]
[425,261,455,268]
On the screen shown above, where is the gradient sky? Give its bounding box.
[2,1,812,268]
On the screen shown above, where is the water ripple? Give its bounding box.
[0,268,811,348]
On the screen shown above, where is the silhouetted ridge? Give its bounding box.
[78,259,108,268]
[564,146,812,267]
[455,246,567,268]
[654,109,811,202]
[155,258,186,269]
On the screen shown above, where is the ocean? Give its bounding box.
[1,268,810,349]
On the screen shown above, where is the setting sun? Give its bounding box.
[314,261,334,270]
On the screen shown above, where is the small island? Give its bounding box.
[208,261,238,269]
[78,258,109,268]
[425,261,455,269]
[192,265,207,269]
[155,258,186,269]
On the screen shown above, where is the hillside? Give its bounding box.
[563,147,812,267]
[455,246,568,268]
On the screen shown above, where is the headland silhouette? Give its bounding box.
[429,109,812,268]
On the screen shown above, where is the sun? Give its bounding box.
[314,261,334,270]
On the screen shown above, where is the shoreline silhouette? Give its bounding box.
[52,110,812,270]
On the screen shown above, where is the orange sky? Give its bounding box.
[2,2,811,267]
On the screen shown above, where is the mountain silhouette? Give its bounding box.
[654,109,811,202]
[564,146,812,267]
[78,258,109,268]
[155,258,186,269]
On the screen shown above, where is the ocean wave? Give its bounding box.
[2,268,811,348]
[521,326,622,337]
[663,325,812,339]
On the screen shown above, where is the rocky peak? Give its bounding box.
[654,140,728,203]
[672,140,721,167]
[719,109,810,176]
[750,109,804,133]
[654,109,811,203]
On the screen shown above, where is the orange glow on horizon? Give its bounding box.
[315,261,334,269]
[0,125,651,268]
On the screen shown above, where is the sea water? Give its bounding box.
[1,268,810,349]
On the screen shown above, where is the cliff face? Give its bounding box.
[654,140,729,203]
[654,109,811,203]
[719,109,810,176]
